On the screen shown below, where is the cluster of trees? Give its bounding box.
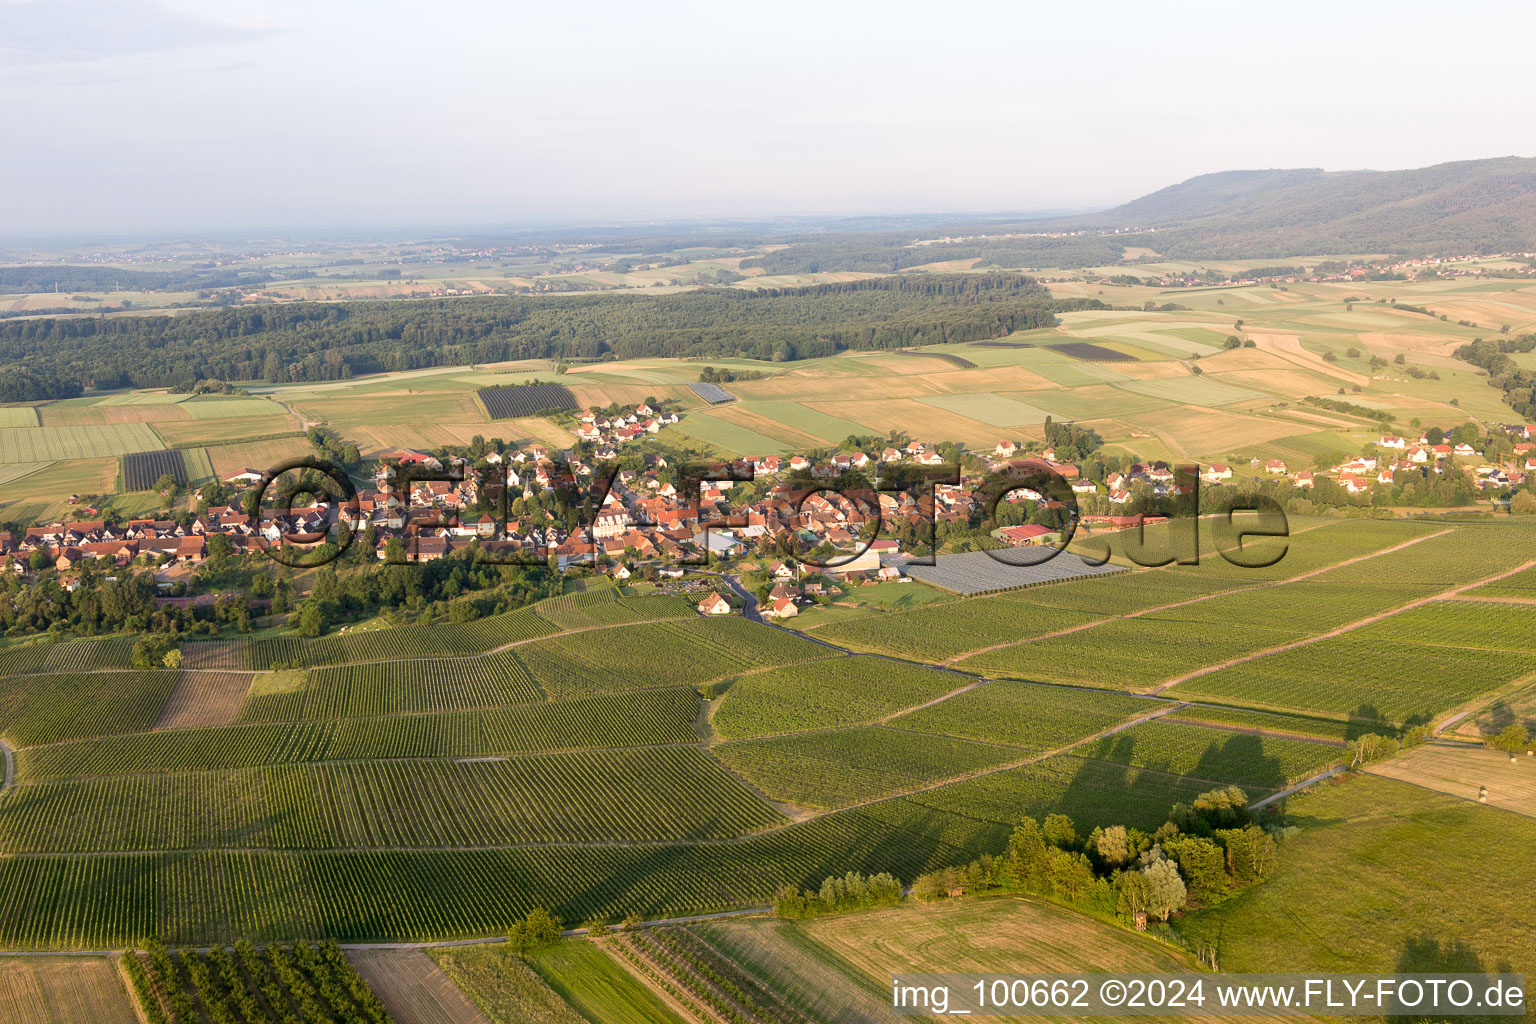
[505,909,564,955]
[0,274,1096,387]
[776,788,1281,933]
[772,871,904,918]
[169,378,250,396]
[1305,395,1396,425]
[1041,416,1103,463]
[291,548,561,637]
[1455,335,1536,421]
[1348,726,1433,766]
[698,365,764,383]
[304,426,362,473]
[1486,722,1535,754]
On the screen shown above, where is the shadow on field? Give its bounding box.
[1085,729,1290,791]
[1390,935,1516,1024]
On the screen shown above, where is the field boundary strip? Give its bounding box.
[1153,554,1536,694]
[937,527,1454,667]
[0,740,11,794]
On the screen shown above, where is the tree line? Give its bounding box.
[0,274,1099,392]
[774,786,1281,944]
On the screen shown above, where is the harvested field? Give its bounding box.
[1247,333,1367,385]
[349,949,493,1024]
[180,397,286,419]
[0,956,137,1024]
[153,671,255,730]
[153,415,301,445]
[808,398,1013,446]
[207,436,314,477]
[1364,741,1536,818]
[916,392,1053,426]
[0,423,162,462]
[38,403,187,426]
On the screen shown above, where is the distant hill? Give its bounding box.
[1051,156,1536,257]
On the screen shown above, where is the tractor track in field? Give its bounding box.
[937,527,1453,668]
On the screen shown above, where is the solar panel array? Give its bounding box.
[688,382,735,404]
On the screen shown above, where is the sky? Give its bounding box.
[3,0,1535,238]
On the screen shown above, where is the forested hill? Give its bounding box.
[741,157,1536,272]
[0,273,1094,393]
[1050,156,1536,257]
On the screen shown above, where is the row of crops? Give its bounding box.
[534,588,697,630]
[714,726,1024,809]
[814,598,1102,663]
[244,606,561,669]
[0,808,983,947]
[711,656,968,739]
[1171,633,1535,724]
[17,688,703,780]
[0,746,785,852]
[0,637,137,678]
[0,670,180,747]
[1163,703,1354,742]
[240,651,543,721]
[121,448,186,490]
[1351,598,1536,653]
[1081,720,1345,790]
[240,594,700,670]
[953,616,1304,689]
[861,754,1221,846]
[887,679,1159,751]
[0,746,1268,947]
[517,615,835,698]
[129,939,394,1024]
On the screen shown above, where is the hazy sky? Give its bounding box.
[3,0,1534,237]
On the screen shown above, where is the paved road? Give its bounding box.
[1248,765,1348,812]
[721,573,763,622]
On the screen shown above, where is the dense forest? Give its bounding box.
[0,273,1096,393]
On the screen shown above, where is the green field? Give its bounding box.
[0,422,163,461]
[1179,775,1536,975]
[0,407,40,428]
[668,411,789,455]
[526,942,686,1024]
[180,397,287,419]
[738,401,871,443]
